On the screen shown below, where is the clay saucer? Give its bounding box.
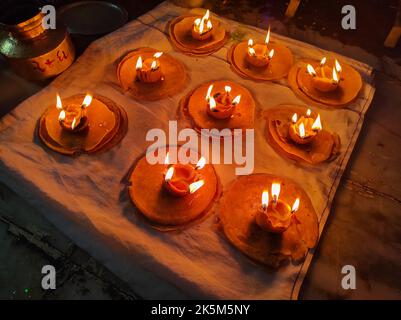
[219,173,318,268]
[38,94,127,156]
[117,47,188,101]
[179,80,255,135]
[264,105,341,165]
[288,59,363,108]
[228,40,294,81]
[128,146,220,229]
[168,14,228,56]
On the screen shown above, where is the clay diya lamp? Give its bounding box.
[288,108,322,145]
[306,57,342,93]
[205,84,241,120]
[191,9,213,41]
[57,93,92,133]
[255,183,300,234]
[135,52,163,83]
[163,153,206,197]
[245,27,275,68]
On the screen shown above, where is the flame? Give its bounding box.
[165,166,174,182]
[195,157,206,170]
[306,108,312,117]
[206,84,214,101]
[332,67,339,83]
[196,10,212,34]
[248,39,254,47]
[307,64,317,77]
[291,198,300,213]
[248,47,256,56]
[335,59,342,73]
[311,114,322,131]
[206,20,212,30]
[136,56,142,70]
[225,85,232,94]
[194,18,201,26]
[299,122,305,138]
[265,26,271,45]
[268,48,275,59]
[292,113,298,123]
[320,57,327,67]
[151,60,157,70]
[82,94,93,108]
[209,96,216,111]
[204,9,210,20]
[71,117,77,130]
[232,95,241,105]
[56,94,63,110]
[153,52,163,59]
[164,152,170,165]
[271,183,281,203]
[58,110,66,122]
[199,21,204,34]
[189,180,205,194]
[261,190,269,210]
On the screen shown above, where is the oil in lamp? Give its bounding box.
[205,84,241,120]
[245,27,275,68]
[255,183,300,233]
[306,57,342,92]
[288,108,322,145]
[163,152,206,197]
[135,52,164,83]
[191,10,213,41]
[57,93,93,132]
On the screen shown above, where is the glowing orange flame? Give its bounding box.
[195,9,212,34]
[292,113,298,123]
[151,60,157,70]
[307,64,317,77]
[195,157,206,170]
[299,122,305,138]
[204,9,210,21]
[291,198,300,213]
[311,114,322,131]
[58,110,66,122]
[248,47,256,56]
[320,57,327,67]
[165,166,174,181]
[71,117,77,130]
[206,20,212,30]
[232,95,241,105]
[209,96,216,111]
[248,39,254,47]
[261,190,269,210]
[56,94,63,110]
[153,52,163,59]
[335,59,342,73]
[306,108,312,117]
[164,152,170,165]
[268,48,275,59]
[189,180,205,194]
[82,94,93,108]
[332,67,339,83]
[225,85,232,94]
[271,183,281,203]
[206,84,214,101]
[136,56,142,70]
[265,26,271,45]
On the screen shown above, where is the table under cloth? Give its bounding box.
[0,2,375,299]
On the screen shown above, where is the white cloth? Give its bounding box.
[0,2,375,299]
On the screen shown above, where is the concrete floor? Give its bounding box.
[1,0,401,299]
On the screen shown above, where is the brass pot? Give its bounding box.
[0,6,75,81]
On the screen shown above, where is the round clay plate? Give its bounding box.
[288,59,363,108]
[228,40,293,81]
[117,47,188,101]
[220,174,318,268]
[39,94,127,155]
[129,146,219,228]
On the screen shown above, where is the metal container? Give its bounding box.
[0,5,75,81]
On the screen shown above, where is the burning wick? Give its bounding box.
[163,153,206,197]
[255,183,300,233]
[57,93,92,132]
[206,83,241,120]
[192,10,213,41]
[135,52,164,83]
[289,108,322,144]
[246,26,275,68]
[306,58,342,92]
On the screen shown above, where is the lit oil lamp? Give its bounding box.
[135,52,164,83]
[57,93,93,132]
[288,108,322,145]
[306,57,342,92]
[255,183,300,233]
[245,27,275,68]
[163,152,206,197]
[191,9,213,41]
[205,84,241,120]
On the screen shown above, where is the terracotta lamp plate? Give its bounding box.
[168,14,228,56]
[264,105,341,165]
[228,40,294,81]
[179,80,255,135]
[117,47,188,101]
[38,94,127,155]
[128,146,220,229]
[288,59,363,108]
[219,173,318,268]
